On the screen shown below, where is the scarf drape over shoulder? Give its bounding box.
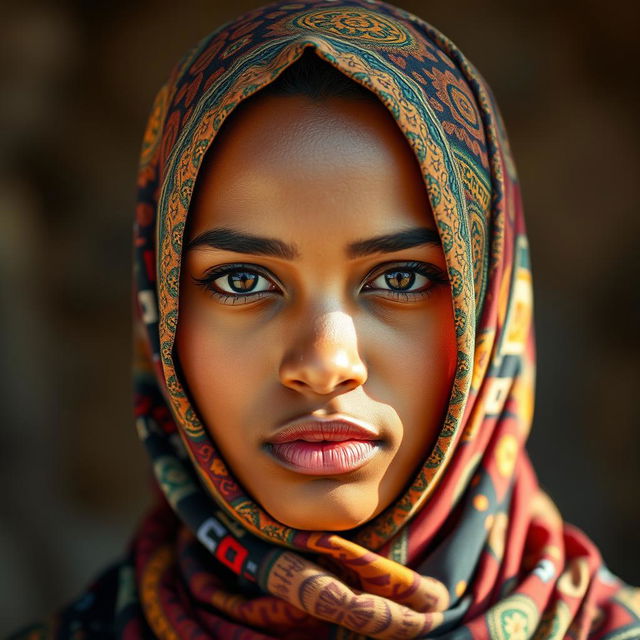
[22,1,640,638]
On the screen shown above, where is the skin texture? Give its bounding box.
[176,93,457,531]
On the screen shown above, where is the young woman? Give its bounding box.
[15,0,639,638]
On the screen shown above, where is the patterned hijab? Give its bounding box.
[21,1,639,638]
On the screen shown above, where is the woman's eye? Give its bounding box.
[364,262,447,300]
[194,264,278,304]
[215,269,271,294]
[194,261,447,305]
[372,269,422,291]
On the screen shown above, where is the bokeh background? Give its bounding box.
[1,0,638,633]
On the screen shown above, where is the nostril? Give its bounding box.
[283,377,355,396]
[287,379,308,391]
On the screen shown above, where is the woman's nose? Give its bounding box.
[279,310,367,396]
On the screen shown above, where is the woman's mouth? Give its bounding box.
[265,415,382,475]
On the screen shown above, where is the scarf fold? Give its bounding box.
[21,2,639,639]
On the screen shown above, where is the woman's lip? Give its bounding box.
[267,415,380,444]
[267,440,380,475]
[265,415,382,475]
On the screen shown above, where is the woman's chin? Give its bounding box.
[277,511,376,532]
[260,483,387,532]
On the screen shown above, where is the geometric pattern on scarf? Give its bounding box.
[14,1,640,639]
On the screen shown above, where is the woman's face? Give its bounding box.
[176,91,457,531]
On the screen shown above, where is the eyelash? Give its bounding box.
[193,261,448,306]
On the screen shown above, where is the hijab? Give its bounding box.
[19,1,640,638]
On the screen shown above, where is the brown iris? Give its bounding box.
[229,271,258,291]
[385,269,414,290]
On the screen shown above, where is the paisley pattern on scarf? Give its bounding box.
[13,1,639,639]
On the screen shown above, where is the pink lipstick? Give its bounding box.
[266,415,381,475]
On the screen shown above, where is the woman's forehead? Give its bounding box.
[186,93,437,241]
[194,93,424,181]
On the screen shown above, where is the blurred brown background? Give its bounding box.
[1,0,638,633]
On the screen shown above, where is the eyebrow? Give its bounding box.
[186,226,440,259]
[347,227,441,258]
[186,227,299,259]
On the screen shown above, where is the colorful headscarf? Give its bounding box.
[19,1,640,638]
